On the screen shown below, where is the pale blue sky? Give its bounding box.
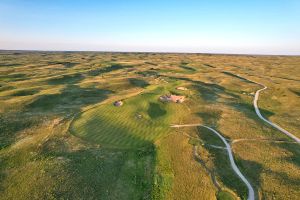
[0,0,299,54]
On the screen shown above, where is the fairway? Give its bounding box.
[71,86,188,148]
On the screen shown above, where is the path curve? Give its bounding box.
[253,84,300,144]
[226,72,300,144]
[171,124,255,200]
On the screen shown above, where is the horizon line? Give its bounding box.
[1,49,299,57]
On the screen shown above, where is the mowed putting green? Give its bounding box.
[70,86,188,148]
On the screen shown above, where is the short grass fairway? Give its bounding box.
[71,86,188,149]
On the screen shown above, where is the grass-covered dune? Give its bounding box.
[0,51,300,200]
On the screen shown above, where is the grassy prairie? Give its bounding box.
[0,51,300,200]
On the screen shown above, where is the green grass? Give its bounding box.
[70,85,187,148]
[1,51,300,200]
[217,190,236,200]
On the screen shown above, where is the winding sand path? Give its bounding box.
[224,72,300,144]
[253,84,300,144]
[171,124,255,200]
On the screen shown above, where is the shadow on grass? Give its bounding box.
[222,71,254,84]
[10,88,40,96]
[203,63,216,68]
[0,63,22,67]
[227,102,274,120]
[0,73,27,82]
[0,85,15,92]
[129,78,149,88]
[148,102,167,119]
[276,142,300,168]
[289,88,300,96]
[47,73,85,85]
[37,136,156,199]
[88,64,133,76]
[165,76,240,102]
[196,127,263,199]
[198,110,222,127]
[137,70,159,77]
[0,113,43,149]
[179,65,197,72]
[48,61,79,68]
[235,158,264,200]
[26,85,112,113]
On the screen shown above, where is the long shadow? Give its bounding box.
[197,110,222,128]
[203,63,216,68]
[235,158,264,200]
[196,127,262,199]
[47,73,85,85]
[198,142,246,198]
[0,85,15,92]
[289,89,300,96]
[10,88,40,96]
[137,70,159,77]
[88,64,133,76]
[0,113,43,149]
[268,168,300,186]
[227,101,275,120]
[179,65,197,72]
[36,134,156,199]
[129,78,149,88]
[1,84,112,148]
[164,75,240,102]
[0,63,22,67]
[26,84,112,114]
[47,61,79,68]
[222,71,254,84]
[276,142,300,168]
[0,73,27,82]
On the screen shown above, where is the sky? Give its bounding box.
[0,0,300,55]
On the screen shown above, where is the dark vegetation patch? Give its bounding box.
[27,85,112,113]
[47,61,79,68]
[0,84,16,92]
[179,65,197,72]
[137,70,159,77]
[235,159,264,200]
[203,64,216,68]
[47,73,85,85]
[0,113,43,149]
[10,88,40,96]
[198,109,222,127]
[197,127,225,147]
[128,78,149,88]
[147,103,167,119]
[164,75,241,102]
[270,76,300,82]
[197,127,248,199]
[289,88,300,96]
[222,71,253,84]
[0,63,22,67]
[228,102,274,120]
[145,62,157,66]
[88,64,132,76]
[0,73,27,82]
[276,143,300,168]
[34,145,155,199]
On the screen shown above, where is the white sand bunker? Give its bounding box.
[176,86,188,91]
